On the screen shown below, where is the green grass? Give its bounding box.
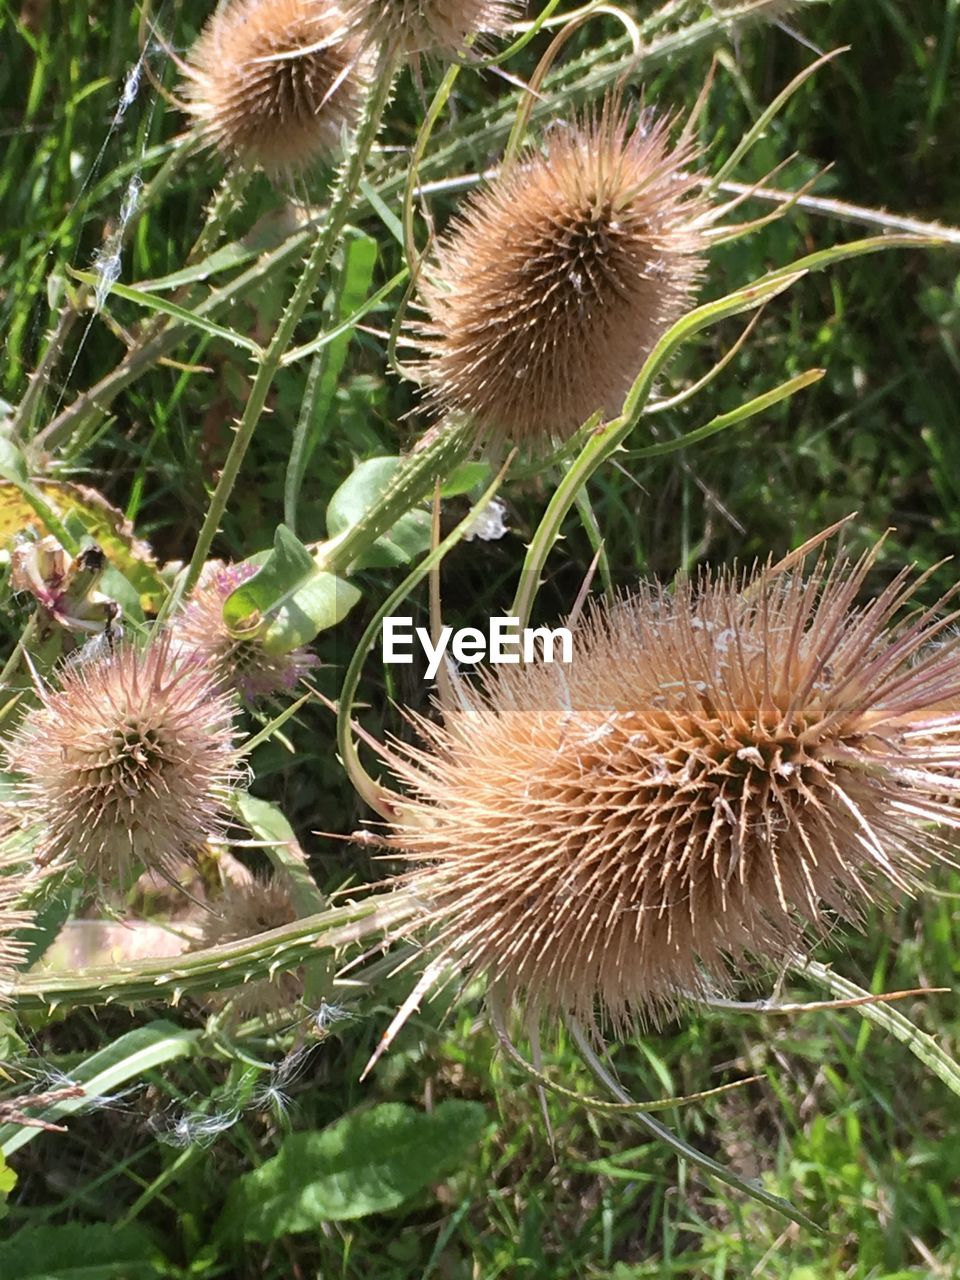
[2,0,960,1275]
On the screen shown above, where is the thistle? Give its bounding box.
[415,98,707,454]
[3,641,241,891]
[380,542,960,1031]
[182,0,369,176]
[346,0,516,59]
[197,874,302,1018]
[174,561,316,704]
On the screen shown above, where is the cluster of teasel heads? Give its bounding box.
[2,0,957,1070]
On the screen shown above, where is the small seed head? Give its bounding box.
[183,0,369,176]
[174,562,317,704]
[3,641,241,890]
[197,874,302,1018]
[346,0,517,59]
[415,99,707,454]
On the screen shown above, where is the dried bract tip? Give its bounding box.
[0,838,33,1008]
[3,641,241,890]
[174,562,317,704]
[382,543,960,1031]
[415,99,708,454]
[346,0,516,59]
[197,874,302,1018]
[183,0,369,176]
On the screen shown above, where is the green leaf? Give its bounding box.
[68,269,264,356]
[0,1223,165,1279]
[0,1021,199,1157]
[440,461,491,498]
[326,457,431,568]
[223,525,361,653]
[219,1101,488,1241]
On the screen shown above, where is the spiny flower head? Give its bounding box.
[183,0,369,176]
[197,874,302,1018]
[346,0,516,59]
[3,641,241,890]
[415,98,707,454]
[381,542,960,1031]
[174,561,317,704]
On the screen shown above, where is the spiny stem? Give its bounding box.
[565,1014,821,1232]
[166,60,399,615]
[16,893,417,1013]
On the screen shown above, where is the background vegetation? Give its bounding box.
[1,0,959,1275]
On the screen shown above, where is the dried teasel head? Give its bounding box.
[3,641,242,892]
[182,0,369,177]
[415,97,708,455]
[379,541,960,1031]
[174,561,317,704]
[197,873,302,1018]
[345,0,517,60]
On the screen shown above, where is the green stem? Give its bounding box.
[565,1015,821,1232]
[168,61,398,613]
[16,893,416,1013]
[319,418,474,576]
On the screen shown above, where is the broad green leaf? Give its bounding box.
[326,457,431,568]
[223,525,361,653]
[0,1149,16,1215]
[0,1223,165,1279]
[218,1101,487,1242]
[223,524,315,628]
[261,569,361,653]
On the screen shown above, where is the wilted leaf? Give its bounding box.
[219,1101,487,1242]
[0,480,163,610]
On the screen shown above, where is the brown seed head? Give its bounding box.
[198,874,302,1018]
[174,561,317,704]
[415,99,708,454]
[382,544,960,1030]
[3,641,241,890]
[183,0,369,176]
[346,0,516,59]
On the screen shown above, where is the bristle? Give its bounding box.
[183,0,369,176]
[346,0,517,58]
[415,98,708,454]
[380,545,960,1032]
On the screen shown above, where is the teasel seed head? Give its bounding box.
[3,641,242,891]
[380,542,960,1031]
[174,561,317,704]
[197,873,302,1018]
[183,0,369,176]
[346,0,517,60]
[415,97,708,455]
